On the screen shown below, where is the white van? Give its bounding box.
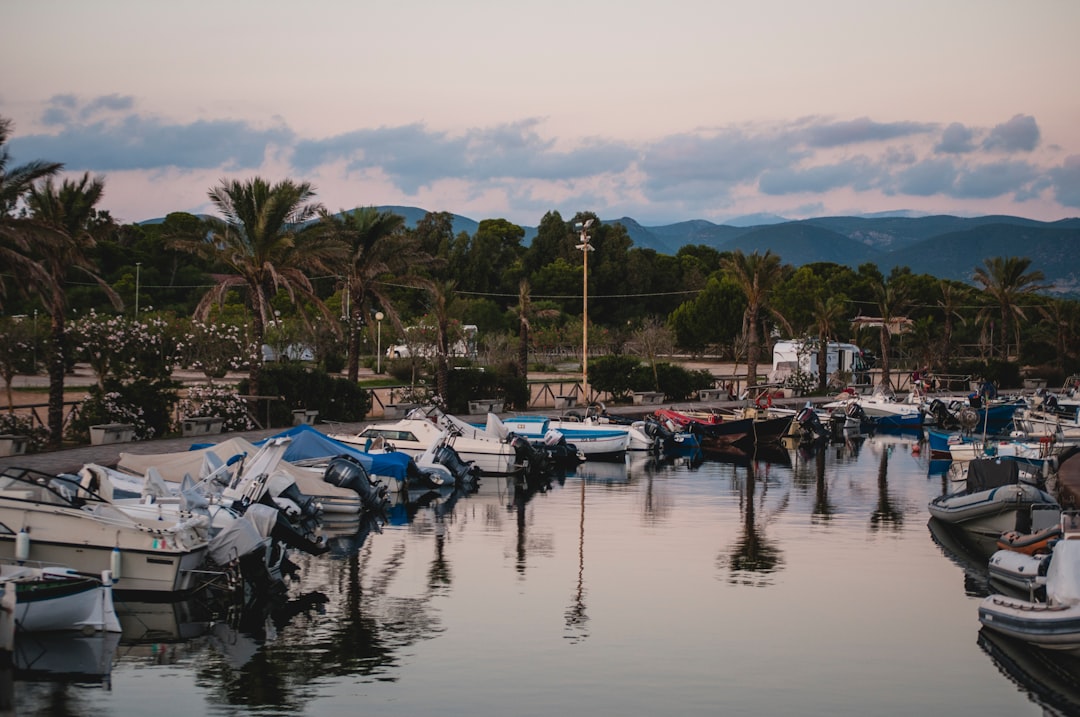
[387,324,477,359]
[771,339,870,385]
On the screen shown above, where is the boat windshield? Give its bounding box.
[360,428,417,442]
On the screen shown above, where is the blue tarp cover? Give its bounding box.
[254,424,411,480]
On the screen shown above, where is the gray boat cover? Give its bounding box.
[966,458,1020,493]
[206,503,276,566]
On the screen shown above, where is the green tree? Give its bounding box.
[811,295,848,392]
[972,256,1049,361]
[25,171,122,447]
[721,250,790,387]
[870,278,910,389]
[315,206,435,381]
[167,177,346,399]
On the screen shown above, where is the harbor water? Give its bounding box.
[10,430,1079,716]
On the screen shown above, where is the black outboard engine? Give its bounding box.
[797,403,829,440]
[925,398,955,428]
[540,429,584,466]
[433,444,481,486]
[324,454,389,513]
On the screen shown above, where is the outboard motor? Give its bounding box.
[924,398,955,428]
[797,403,829,440]
[540,429,583,466]
[324,454,389,513]
[433,444,481,486]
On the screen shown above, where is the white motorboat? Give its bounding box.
[1013,406,1080,442]
[0,467,210,595]
[980,511,1080,650]
[118,437,365,515]
[927,458,1059,538]
[335,411,520,475]
[822,386,924,428]
[498,414,630,459]
[0,562,121,634]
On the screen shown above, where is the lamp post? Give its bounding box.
[375,311,384,374]
[134,262,141,316]
[575,219,594,406]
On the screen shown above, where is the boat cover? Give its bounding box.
[1046,539,1080,606]
[967,458,1020,493]
[256,425,410,481]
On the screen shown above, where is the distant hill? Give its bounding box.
[139,206,1080,296]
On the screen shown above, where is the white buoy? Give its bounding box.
[110,546,122,580]
[15,529,30,562]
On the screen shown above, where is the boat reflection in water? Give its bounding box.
[979,627,1080,715]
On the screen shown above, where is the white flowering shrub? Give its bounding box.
[177,384,254,432]
[782,369,816,396]
[0,413,49,452]
[179,321,254,380]
[69,310,182,382]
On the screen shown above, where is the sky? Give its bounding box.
[3,0,1080,228]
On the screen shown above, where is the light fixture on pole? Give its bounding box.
[134,262,142,316]
[575,219,594,406]
[375,311,384,374]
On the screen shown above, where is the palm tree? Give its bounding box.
[720,250,790,389]
[871,279,910,389]
[972,256,1048,360]
[168,177,346,398]
[936,280,968,370]
[0,116,64,311]
[811,295,847,392]
[23,172,122,447]
[516,279,533,378]
[1038,298,1078,374]
[316,207,408,381]
[422,279,457,404]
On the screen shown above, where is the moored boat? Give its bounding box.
[980,511,1080,650]
[927,458,1059,538]
[0,467,211,596]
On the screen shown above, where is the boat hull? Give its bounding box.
[980,595,1080,650]
[927,483,1058,538]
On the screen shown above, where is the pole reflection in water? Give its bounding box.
[870,438,904,529]
[564,477,589,643]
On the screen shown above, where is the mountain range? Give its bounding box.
[144,206,1080,295]
[374,206,1080,296]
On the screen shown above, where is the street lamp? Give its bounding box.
[134,262,141,316]
[575,219,594,406]
[375,311,384,374]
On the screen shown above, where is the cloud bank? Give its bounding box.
[7,95,1079,227]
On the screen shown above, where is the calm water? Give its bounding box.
[10,431,1080,716]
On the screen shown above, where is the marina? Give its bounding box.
[3,423,1078,715]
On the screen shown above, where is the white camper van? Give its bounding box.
[771,339,870,386]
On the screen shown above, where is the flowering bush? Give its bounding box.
[782,369,816,396]
[69,311,183,383]
[0,413,49,453]
[178,321,255,380]
[176,384,254,432]
[68,378,180,443]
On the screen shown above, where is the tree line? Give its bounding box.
[2,115,1076,447]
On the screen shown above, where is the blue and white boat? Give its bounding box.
[498,415,630,459]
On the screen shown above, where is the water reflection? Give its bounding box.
[719,459,785,586]
[979,628,1080,716]
[19,426,1080,715]
[870,447,904,530]
[564,478,589,644]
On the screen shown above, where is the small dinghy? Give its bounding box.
[980,511,1080,650]
[998,504,1064,556]
[927,458,1058,538]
